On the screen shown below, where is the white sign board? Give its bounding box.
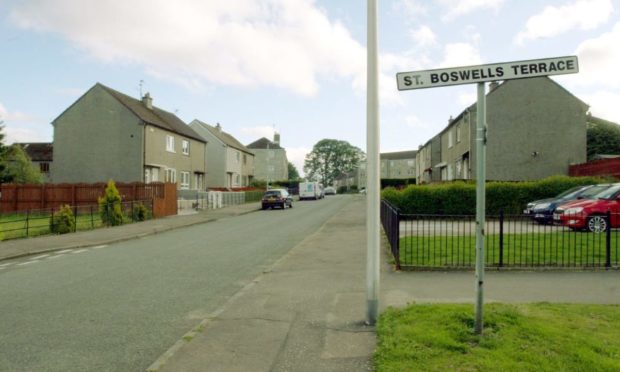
[396,56,578,91]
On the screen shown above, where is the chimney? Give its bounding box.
[489,81,499,92]
[216,122,222,132]
[274,132,280,146]
[142,92,153,110]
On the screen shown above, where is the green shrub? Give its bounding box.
[382,175,608,215]
[50,204,76,234]
[98,180,123,226]
[132,202,149,221]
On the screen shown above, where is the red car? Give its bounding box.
[553,184,620,232]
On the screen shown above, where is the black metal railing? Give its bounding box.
[380,200,619,269]
[0,200,153,241]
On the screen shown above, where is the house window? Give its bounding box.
[456,125,461,143]
[165,168,177,183]
[236,152,240,162]
[243,154,247,164]
[194,173,204,191]
[166,135,175,152]
[235,174,240,185]
[39,163,50,173]
[180,171,190,190]
[182,140,190,155]
[448,130,453,148]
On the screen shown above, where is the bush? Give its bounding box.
[50,204,75,234]
[382,175,608,215]
[132,202,149,221]
[98,180,123,226]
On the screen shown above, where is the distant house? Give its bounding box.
[247,133,288,182]
[380,151,417,180]
[189,120,255,188]
[415,135,441,184]
[15,142,53,182]
[428,77,588,182]
[51,83,207,190]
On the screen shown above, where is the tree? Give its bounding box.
[0,144,43,184]
[587,117,620,160]
[287,162,300,181]
[98,180,124,226]
[0,121,8,183]
[303,139,364,186]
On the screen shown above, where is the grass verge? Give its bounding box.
[375,303,620,371]
[400,232,619,266]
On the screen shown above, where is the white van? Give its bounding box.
[299,181,322,200]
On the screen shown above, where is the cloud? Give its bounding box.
[439,0,504,21]
[574,22,620,88]
[392,0,429,19]
[238,126,276,143]
[405,115,430,129]
[515,0,614,45]
[439,42,482,68]
[0,102,37,122]
[9,0,366,97]
[457,91,477,107]
[581,91,620,123]
[410,25,437,48]
[286,146,310,177]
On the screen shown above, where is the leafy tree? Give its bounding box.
[98,180,124,226]
[0,144,43,184]
[303,139,364,186]
[287,162,300,181]
[587,117,620,160]
[0,121,9,183]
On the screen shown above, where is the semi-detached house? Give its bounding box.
[51,83,207,190]
[189,120,255,188]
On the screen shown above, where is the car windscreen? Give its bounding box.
[264,191,281,197]
[595,185,620,200]
[579,184,613,198]
[557,185,588,199]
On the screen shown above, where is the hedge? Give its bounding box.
[381,175,610,215]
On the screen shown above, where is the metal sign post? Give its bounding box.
[395,55,579,335]
[474,82,486,334]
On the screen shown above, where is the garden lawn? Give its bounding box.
[375,303,620,371]
[399,232,619,267]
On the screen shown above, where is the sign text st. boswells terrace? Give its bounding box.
[396,56,578,91]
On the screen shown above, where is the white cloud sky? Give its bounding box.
[439,42,483,67]
[574,22,620,87]
[581,91,620,123]
[9,0,366,97]
[286,146,310,177]
[238,126,276,144]
[410,25,437,48]
[1,102,49,144]
[439,0,504,22]
[515,0,614,45]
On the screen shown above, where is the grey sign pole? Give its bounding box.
[474,82,487,335]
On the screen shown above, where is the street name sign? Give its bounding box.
[396,55,578,91]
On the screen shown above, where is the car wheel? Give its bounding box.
[587,215,607,233]
[289,202,293,208]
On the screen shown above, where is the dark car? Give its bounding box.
[524,184,613,224]
[261,189,293,210]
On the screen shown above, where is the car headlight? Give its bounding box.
[564,207,583,214]
[534,202,550,210]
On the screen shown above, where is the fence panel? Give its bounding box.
[380,203,619,270]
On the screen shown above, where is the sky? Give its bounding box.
[1,0,619,175]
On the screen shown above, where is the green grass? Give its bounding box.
[375,303,620,371]
[0,210,148,241]
[399,232,618,267]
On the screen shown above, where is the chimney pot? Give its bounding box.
[142,92,153,109]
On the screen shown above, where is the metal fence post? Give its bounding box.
[395,207,401,270]
[73,205,78,232]
[26,209,30,238]
[606,209,611,268]
[499,209,504,267]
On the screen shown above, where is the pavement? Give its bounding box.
[3,196,620,371]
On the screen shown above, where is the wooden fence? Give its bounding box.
[569,158,620,179]
[0,182,177,217]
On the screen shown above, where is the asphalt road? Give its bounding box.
[0,195,352,372]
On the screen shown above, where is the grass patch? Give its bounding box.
[375,303,620,371]
[400,232,619,267]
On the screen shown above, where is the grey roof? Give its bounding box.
[97,83,205,143]
[15,142,53,162]
[247,137,283,150]
[381,150,417,160]
[190,120,253,154]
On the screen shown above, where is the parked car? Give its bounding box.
[324,186,336,195]
[524,184,613,224]
[554,183,620,232]
[261,189,293,210]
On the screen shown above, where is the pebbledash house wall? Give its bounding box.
[51,84,144,183]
